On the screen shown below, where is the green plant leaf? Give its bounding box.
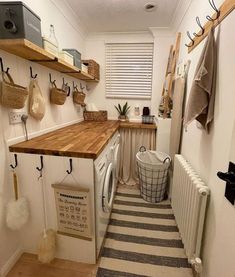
[115,105,120,114]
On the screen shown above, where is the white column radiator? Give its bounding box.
[171,154,210,273]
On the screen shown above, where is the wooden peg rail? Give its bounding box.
[188,0,235,53]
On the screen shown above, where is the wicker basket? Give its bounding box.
[73,89,86,105]
[82,59,100,80]
[1,72,28,109]
[83,110,107,121]
[50,83,67,105]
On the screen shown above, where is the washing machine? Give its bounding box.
[110,134,121,188]
[94,144,116,258]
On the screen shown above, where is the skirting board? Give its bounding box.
[0,248,23,277]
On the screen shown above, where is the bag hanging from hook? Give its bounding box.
[29,79,46,120]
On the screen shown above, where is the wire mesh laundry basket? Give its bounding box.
[136,146,171,203]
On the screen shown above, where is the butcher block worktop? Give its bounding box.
[9,121,119,159]
[9,120,157,159]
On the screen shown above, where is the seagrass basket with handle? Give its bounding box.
[1,72,28,109]
[50,81,67,105]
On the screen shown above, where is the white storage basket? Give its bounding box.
[136,146,171,203]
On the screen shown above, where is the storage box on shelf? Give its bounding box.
[0,39,99,82]
[82,60,100,81]
[0,1,43,47]
[63,49,81,69]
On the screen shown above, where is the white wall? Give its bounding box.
[0,0,87,274]
[175,0,235,276]
[84,31,173,120]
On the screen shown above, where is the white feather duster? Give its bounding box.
[6,197,29,230]
[6,172,29,230]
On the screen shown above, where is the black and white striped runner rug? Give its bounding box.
[97,187,193,277]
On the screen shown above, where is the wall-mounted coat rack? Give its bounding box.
[186,0,235,53]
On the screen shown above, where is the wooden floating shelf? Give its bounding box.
[0,39,98,82]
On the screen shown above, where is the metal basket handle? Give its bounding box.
[163,157,171,164]
[139,146,146,152]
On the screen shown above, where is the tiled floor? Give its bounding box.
[7,253,98,277]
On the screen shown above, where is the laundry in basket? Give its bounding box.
[136,146,171,203]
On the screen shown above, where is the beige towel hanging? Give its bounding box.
[184,28,217,132]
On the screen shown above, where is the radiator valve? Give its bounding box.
[191,257,202,274]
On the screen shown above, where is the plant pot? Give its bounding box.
[118,115,128,121]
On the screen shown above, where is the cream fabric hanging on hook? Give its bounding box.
[29,79,46,121]
[119,128,156,186]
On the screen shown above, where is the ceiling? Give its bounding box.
[66,0,180,33]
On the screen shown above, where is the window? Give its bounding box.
[105,43,154,99]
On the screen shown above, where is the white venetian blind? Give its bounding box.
[105,43,153,99]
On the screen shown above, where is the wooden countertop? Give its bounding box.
[9,120,157,159]
[119,121,157,130]
[9,121,119,159]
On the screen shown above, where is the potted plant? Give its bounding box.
[115,102,130,121]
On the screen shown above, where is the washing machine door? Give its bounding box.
[114,143,120,181]
[102,162,115,213]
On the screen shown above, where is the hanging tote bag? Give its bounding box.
[73,87,86,105]
[29,79,46,121]
[50,82,67,105]
[1,72,28,109]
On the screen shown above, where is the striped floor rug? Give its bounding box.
[97,186,193,277]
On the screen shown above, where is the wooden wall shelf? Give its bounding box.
[0,39,98,82]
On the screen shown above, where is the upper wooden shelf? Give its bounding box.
[0,39,98,82]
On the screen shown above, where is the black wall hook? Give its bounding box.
[63,77,71,96]
[206,0,220,21]
[36,155,44,172]
[36,156,44,178]
[10,154,18,169]
[49,73,56,85]
[0,57,10,73]
[80,83,85,91]
[193,16,205,37]
[30,66,37,79]
[73,81,78,91]
[66,158,73,174]
[185,31,195,47]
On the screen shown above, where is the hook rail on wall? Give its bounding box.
[206,0,220,21]
[186,0,235,53]
[10,154,18,169]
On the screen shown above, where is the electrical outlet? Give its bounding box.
[9,111,27,124]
